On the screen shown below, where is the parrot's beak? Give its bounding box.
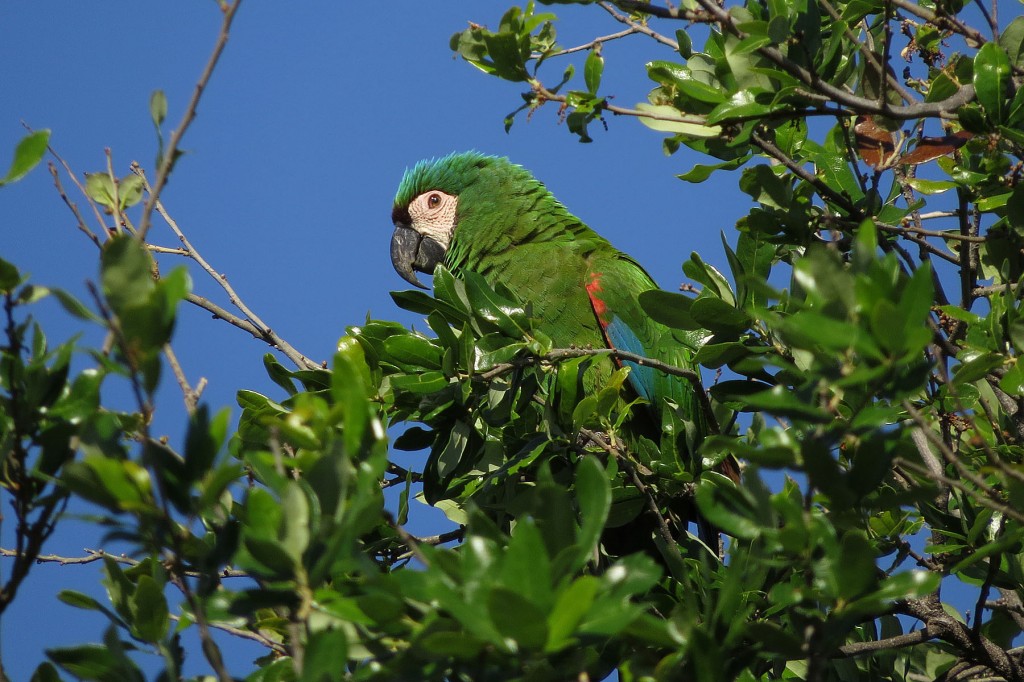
[390,225,445,289]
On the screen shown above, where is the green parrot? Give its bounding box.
[389,151,735,549]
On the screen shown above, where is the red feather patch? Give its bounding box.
[586,272,609,327]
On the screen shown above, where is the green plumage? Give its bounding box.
[394,152,703,434]
[392,151,736,550]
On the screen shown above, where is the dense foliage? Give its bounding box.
[3,0,1024,680]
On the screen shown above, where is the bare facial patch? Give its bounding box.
[408,191,458,250]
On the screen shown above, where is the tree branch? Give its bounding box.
[618,0,977,119]
[479,346,719,434]
[836,628,932,657]
[133,165,319,370]
[137,0,243,240]
[599,2,679,50]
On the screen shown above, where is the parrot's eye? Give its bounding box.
[427,193,441,208]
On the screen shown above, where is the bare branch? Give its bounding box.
[599,2,679,50]
[48,162,102,249]
[750,130,861,215]
[138,0,244,240]
[578,427,695,566]
[540,27,638,58]
[164,343,205,414]
[899,597,1024,681]
[479,345,720,434]
[0,547,249,579]
[618,0,978,119]
[836,628,932,657]
[133,165,318,370]
[172,613,288,656]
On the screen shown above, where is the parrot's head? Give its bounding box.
[390,151,539,288]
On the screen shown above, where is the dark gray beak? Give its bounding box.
[390,225,446,289]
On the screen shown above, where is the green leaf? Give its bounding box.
[683,252,735,304]
[192,406,231,482]
[0,129,50,186]
[482,31,529,82]
[675,29,692,59]
[974,42,1011,123]
[690,297,748,336]
[243,536,296,578]
[905,178,956,195]
[302,629,349,681]
[58,590,125,626]
[739,385,831,422]
[333,336,373,454]
[636,103,721,137]
[384,334,443,369]
[129,575,169,643]
[584,47,603,94]
[47,642,144,682]
[638,290,700,330]
[30,663,62,682]
[707,97,784,126]
[999,16,1024,67]
[677,156,750,183]
[389,371,449,394]
[117,175,143,209]
[740,164,791,210]
[263,353,297,395]
[0,257,21,292]
[870,570,940,601]
[695,477,762,539]
[547,576,600,651]
[434,420,470,480]
[573,456,611,568]
[834,531,877,600]
[488,586,549,650]
[51,288,102,323]
[953,351,1004,386]
[84,173,117,211]
[149,89,167,127]
[280,481,311,561]
[101,236,154,314]
[999,357,1024,393]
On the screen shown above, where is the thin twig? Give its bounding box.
[889,0,987,46]
[895,456,1024,525]
[620,0,978,118]
[134,165,317,370]
[480,346,719,434]
[138,0,243,240]
[836,628,932,657]
[819,0,916,104]
[579,427,690,568]
[898,597,1023,682]
[902,400,1010,506]
[875,221,987,243]
[599,2,679,50]
[87,280,234,682]
[749,131,860,215]
[384,513,432,567]
[164,343,205,414]
[973,515,1005,636]
[973,281,1019,298]
[148,245,190,255]
[48,163,102,248]
[539,27,638,58]
[0,548,249,579]
[171,613,287,655]
[37,132,111,236]
[104,148,125,235]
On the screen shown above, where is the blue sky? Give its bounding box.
[0,0,963,678]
